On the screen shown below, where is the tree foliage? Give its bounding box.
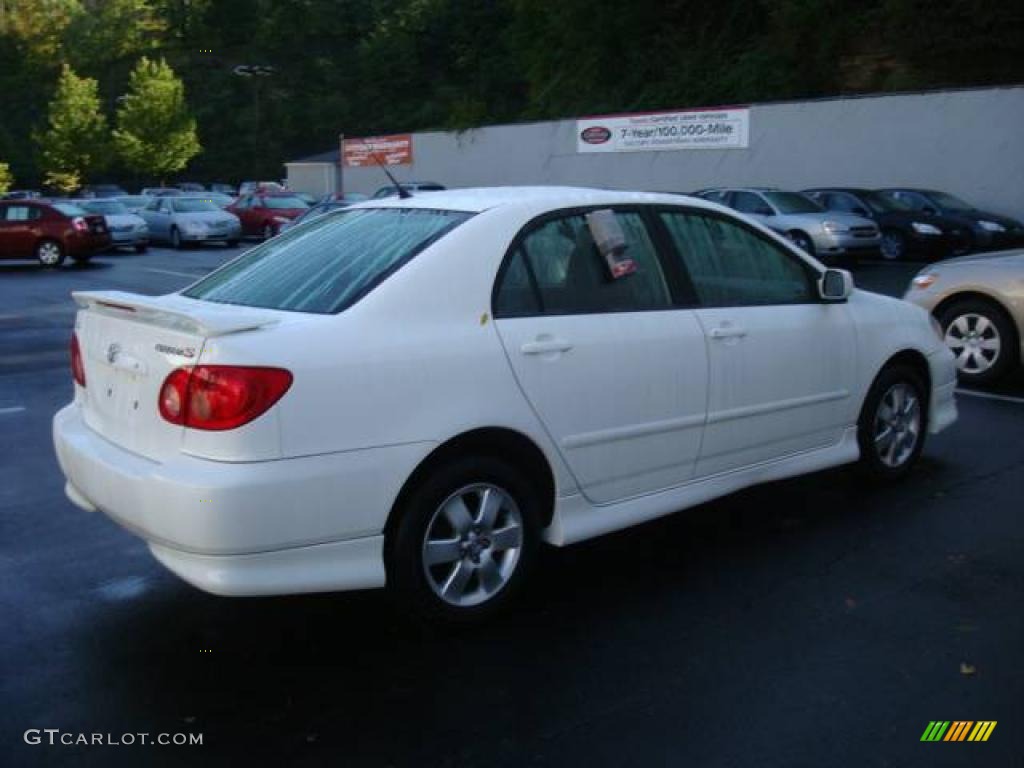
[113,56,200,181]
[0,161,12,194]
[1,0,1021,185]
[35,63,108,192]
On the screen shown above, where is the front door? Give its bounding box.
[658,209,856,478]
[493,208,709,504]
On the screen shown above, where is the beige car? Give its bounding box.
[904,250,1024,384]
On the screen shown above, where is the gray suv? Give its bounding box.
[696,188,881,262]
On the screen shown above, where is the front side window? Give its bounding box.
[762,192,822,214]
[494,210,670,317]
[184,207,473,314]
[731,191,770,215]
[660,211,815,307]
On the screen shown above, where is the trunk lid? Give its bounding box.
[72,291,281,461]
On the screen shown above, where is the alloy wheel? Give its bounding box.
[37,241,62,266]
[873,382,922,468]
[880,232,904,260]
[945,313,1001,375]
[421,483,524,607]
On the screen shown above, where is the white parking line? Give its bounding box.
[144,268,205,279]
[956,388,1024,405]
[0,406,26,415]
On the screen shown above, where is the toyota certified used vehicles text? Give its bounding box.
[0,199,110,266]
[879,189,1024,253]
[803,188,971,261]
[138,196,241,248]
[905,249,1024,384]
[53,188,957,620]
[696,188,881,262]
[75,199,149,253]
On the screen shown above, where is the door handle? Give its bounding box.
[709,326,747,340]
[521,338,573,355]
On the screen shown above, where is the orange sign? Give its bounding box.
[342,134,413,167]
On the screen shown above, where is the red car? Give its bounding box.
[0,200,110,267]
[226,193,310,239]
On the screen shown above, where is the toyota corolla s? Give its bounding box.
[53,187,957,620]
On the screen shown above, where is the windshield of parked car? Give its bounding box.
[172,199,219,213]
[762,192,823,214]
[924,190,975,212]
[184,208,473,314]
[859,190,911,213]
[261,195,309,209]
[52,203,86,217]
[82,201,128,215]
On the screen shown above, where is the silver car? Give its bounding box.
[74,199,149,252]
[904,249,1024,384]
[138,196,241,249]
[697,188,881,262]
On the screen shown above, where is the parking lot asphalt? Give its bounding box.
[1,247,1022,767]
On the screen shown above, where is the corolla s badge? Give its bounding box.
[154,343,196,358]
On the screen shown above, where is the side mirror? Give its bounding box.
[820,268,853,302]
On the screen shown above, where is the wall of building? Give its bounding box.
[284,162,338,198]
[314,86,1024,218]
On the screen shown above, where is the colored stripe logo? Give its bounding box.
[921,721,996,742]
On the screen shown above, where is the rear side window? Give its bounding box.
[2,205,40,221]
[494,210,671,317]
[184,208,472,314]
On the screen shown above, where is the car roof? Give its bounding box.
[349,185,722,214]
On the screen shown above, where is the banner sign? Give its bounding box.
[342,134,413,167]
[576,107,749,153]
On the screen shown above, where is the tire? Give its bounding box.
[262,223,275,240]
[937,298,1018,385]
[857,364,927,481]
[389,455,542,622]
[35,239,66,268]
[71,253,93,265]
[226,239,239,248]
[134,244,148,254]
[880,229,906,261]
[170,226,183,250]
[789,230,815,257]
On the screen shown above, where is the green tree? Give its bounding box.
[35,63,109,193]
[113,56,201,183]
[0,161,13,194]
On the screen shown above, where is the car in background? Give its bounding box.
[210,183,237,196]
[196,192,235,208]
[0,199,110,266]
[78,184,128,199]
[371,181,446,199]
[905,250,1024,384]
[140,187,183,198]
[879,189,1024,253]
[52,187,956,619]
[74,199,149,253]
[138,195,241,249]
[2,190,42,200]
[277,199,350,233]
[115,195,152,213]
[227,192,309,239]
[694,187,880,263]
[238,181,286,195]
[177,182,206,193]
[804,188,971,261]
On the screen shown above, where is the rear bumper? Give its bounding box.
[53,404,432,594]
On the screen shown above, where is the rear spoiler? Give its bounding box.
[72,290,281,337]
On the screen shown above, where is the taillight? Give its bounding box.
[70,332,86,387]
[158,366,292,431]
[72,216,89,233]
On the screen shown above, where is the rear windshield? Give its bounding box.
[52,203,86,216]
[173,198,219,212]
[183,207,473,314]
[262,195,308,209]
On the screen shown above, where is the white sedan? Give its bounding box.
[53,187,957,619]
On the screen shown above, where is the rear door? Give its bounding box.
[493,207,709,504]
[0,204,40,257]
[658,209,856,478]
